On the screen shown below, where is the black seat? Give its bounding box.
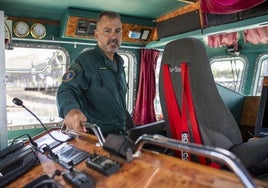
[158,37,268,177]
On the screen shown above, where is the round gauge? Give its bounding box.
[31,23,46,39]
[13,21,30,38]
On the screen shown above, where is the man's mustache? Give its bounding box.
[107,39,119,45]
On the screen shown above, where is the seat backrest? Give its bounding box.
[159,38,243,149]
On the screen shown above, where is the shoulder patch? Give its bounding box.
[62,70,76,82]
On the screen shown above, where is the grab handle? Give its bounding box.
[134,134,256,188]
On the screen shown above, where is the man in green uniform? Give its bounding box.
[57,11,127,136]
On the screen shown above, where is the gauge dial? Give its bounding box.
[31,23,46,39]
[13,21,30,37]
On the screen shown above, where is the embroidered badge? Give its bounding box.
[99,67,108,70]
[62,70,76,82]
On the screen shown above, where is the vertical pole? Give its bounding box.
[0,11,8,149]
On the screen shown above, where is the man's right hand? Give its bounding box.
[62,109,88,132]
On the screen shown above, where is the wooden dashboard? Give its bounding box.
[6,129,268,188]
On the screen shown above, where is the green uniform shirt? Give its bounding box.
[57,45,127,135]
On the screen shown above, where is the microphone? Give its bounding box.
[12,97,23,106]
[12,97,72,143]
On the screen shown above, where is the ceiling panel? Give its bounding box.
[0,0,188,21]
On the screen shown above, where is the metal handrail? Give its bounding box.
[83,123,106,146]
[134,134,257,188]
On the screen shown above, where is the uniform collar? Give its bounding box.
[95,45,124,73]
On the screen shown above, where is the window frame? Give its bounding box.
[210,55,248,94]
[5,43,69,130]
[118,50,137,113]
[253,53,268,96]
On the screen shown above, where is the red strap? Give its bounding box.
[163,64,181,140]
[163,64,190,160]
[181,63,206,164]
[162,62,206,165]
[181,63,202,145]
